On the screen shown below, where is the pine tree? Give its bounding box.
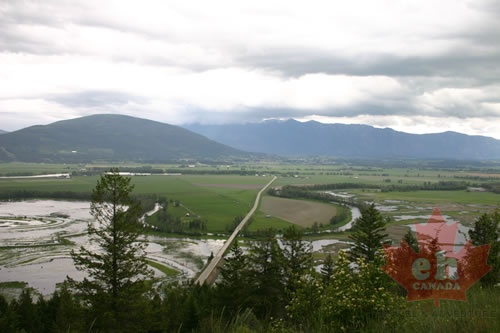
[281,226,313,294]
[247,229,286,319]
[348,203,388,262]
[320,253,335,285]
[68,168,153,332]
[216,241,252,316]
[403,229,419,252]
[468,210,499,286]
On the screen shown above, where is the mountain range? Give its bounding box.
[185,119,500,160]
[0,115,499,162]
[0,114,249,163]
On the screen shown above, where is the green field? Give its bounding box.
[0,172,275,233]
[0,162,499,236]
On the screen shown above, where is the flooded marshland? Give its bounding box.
[0,196,480,295]
[0,200,224,294]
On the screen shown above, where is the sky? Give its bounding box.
[1,0,499,139]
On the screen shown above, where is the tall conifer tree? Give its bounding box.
[69,168,153,332]
[349,203,388,262]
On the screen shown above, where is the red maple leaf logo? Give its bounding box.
[382,207,492,307]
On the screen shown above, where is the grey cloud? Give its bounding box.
[238,48,500,83]
[49,91,146,109]
[182,103,417,125]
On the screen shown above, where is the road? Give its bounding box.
[195,175,277,285]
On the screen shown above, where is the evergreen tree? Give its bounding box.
[281,226,313,294]
[468,210,499,286]
[68,168,153,332]
[216,241,251,316]
[247,229,286,319]
[52,283,85,333]
[0,295,17,332]
[15,289,42,333]
[320,253,335,285]
[403,229,419,252]
[349,203,388,262]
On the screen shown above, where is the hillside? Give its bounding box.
[0,114,251,163]
[0,130,7,134]
[185,119,500,160]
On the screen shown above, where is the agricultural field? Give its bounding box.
[0,161,499,234]
[0,161,499,296]
[259,196,337,227]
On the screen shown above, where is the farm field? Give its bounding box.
[259,196,337,227]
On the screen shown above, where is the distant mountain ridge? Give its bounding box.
[0,114,251,163]
[0,129,7,134]
[185,119,500,160]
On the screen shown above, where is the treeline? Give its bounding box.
[164,168,259,176]
[381,180,469,192]
[270,181,470,202]
[0,190,158,217]
[481,182,500,194]
[268,185,363,207]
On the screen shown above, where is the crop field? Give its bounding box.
[259,196,337,227]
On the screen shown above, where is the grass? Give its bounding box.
[133,175,270,232]
[146,260,180,277]
[355,189,500,206]
[0,281,28,288]
[368,284,500,332]
[0,281,30,301]
[0,174,271,233]
[246,211,294,232]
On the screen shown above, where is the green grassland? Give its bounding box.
[369,284,500,332]
[0,162,499,236]
[0,172,274,233]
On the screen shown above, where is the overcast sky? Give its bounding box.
[1,0,499,138]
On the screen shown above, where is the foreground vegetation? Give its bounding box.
[1,211,498,332]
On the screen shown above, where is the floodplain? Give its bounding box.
[0,161,499,296]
